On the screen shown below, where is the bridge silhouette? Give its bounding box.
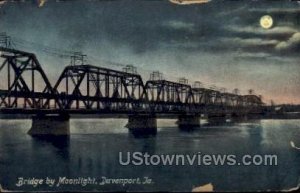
[0,46,264,135]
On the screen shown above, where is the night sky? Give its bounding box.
[0,0,299,104]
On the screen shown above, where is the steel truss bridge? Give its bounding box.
[0,46,264,117]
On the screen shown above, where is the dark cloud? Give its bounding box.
[2,0,298,55]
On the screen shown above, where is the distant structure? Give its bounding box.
[0,33,11,48]
[193,81,202,88]
[178,77,189,84]
[123,65,137,74]
[70,52,87,66]
[150,71,164,81]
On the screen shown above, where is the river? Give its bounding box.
[0,119,299,191]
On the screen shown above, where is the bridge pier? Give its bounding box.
[231,113,248,122]
[207,114,227,124]
[177,115,200,130]
[126,115,157,136]
[28,114,70,136]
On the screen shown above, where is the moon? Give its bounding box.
[260,15,273,29]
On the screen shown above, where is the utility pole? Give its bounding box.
[248,89,254,95]
[150,71,163,81]
[233,88,240,95]
[0,32,11,48]
[178,77,188,84]
[193,81,202,88]
[123,65,137,74]
[70,52,87,66]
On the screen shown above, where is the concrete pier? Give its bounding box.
[231,113,248,122]
[177,115,200,130]
[207,114,227,124]
[126,115,157,136]
[28,114,70,136]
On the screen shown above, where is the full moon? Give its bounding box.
[260,15,273,29]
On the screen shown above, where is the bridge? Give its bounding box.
[0,46,264,135]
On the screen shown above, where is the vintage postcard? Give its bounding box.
[0,0,299,192]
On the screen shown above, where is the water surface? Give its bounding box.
[0,119,299,192]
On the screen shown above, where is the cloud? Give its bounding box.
[214,37,280,55]
[234,51,293,64]
[227,26,298,36]
[225,27,300,56]
[38,0,47,7]
[162,20,195,32]
[0,0,48,7]
[234,52,271,60]
[249,8,300,14]
[221,37,279,47]
[169,0,211,5]
[275,32,300,51]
